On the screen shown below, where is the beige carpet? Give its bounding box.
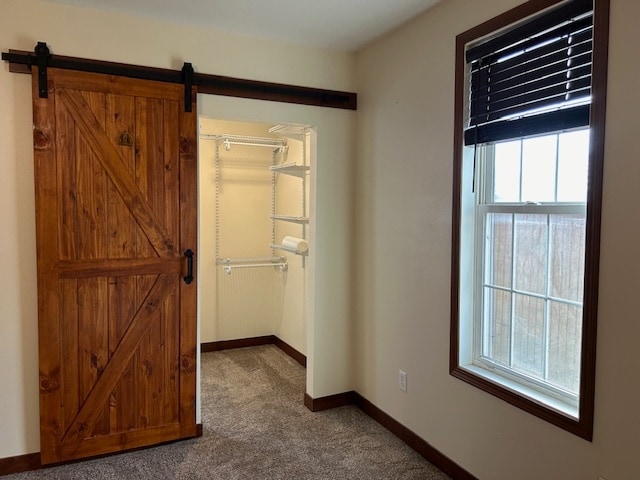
[3,345,450,479]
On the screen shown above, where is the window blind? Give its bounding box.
[464,0,593,145]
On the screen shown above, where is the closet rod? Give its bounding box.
[200,133,287,148]
[223,140,286,150]
[216,255,284,264]
[220,262,288,275]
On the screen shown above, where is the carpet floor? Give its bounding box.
[4,345,450,479]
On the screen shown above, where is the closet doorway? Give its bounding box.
[196,91,353,420]
[198,117,314,364]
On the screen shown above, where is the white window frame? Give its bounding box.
[462,136,589,417]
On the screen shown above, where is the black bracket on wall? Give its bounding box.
[35,41,51,98]
[181,62,194,113]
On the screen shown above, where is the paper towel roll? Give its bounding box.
[281,236,308,254]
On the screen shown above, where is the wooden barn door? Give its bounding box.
[32,68,198,464]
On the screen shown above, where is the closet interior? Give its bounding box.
[199,117,313,356]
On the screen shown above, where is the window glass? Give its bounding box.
[484,288,511,365]
[549,214,586,302]
[521,135,557,203]
[547,301,582,393]
[558,130,590,202]
[513,214,548,296]
[484,213,513,288]
[512,293,545,377]
[493,141,521,202]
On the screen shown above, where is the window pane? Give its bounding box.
[548,301,582,393]
[521,135,557,202]
[514,214,547,295]
[557,130,589,202]
[484,287,511,365]
[485,213,513,288]
[513,294,545,377]
[493,141,521,202]
[549,214,586,302]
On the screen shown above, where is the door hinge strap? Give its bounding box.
[181,62,194,113]
[35,41,51,98]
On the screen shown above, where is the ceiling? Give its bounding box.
[43,0,442,52]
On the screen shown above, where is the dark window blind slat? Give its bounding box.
[464,0,593,146]
[472,33,592,86]
[471,59,592,113]
[464,104,590,145]
[473,15,592,70]
[470,65,592,120]
[471,52,592,105]
[466,0,592,62]
[470,48,592,100]
[472,83,591,124]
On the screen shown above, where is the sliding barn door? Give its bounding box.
[32,68,198,464]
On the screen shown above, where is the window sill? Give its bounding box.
[459,364,578,420]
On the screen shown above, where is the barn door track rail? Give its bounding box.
[2,41,357,111]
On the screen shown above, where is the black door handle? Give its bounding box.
[184,249,194,284]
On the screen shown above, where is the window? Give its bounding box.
[451,0,609,440]
[477,131,588,412]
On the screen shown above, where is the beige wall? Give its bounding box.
[0,0,355,458]
[355,0,640,478]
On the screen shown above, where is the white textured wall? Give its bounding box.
[0,0,355,458]
[355,0,640,478]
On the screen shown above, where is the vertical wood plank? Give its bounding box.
[55,105,77,261]
[33,72,63,465]
[75,91,107,262]
[179,88,198,436]
[85,91,108,262]
[163,280,180,424]
[134,97,154,429]
[146,307,164,427]
[107,275,139,432]
[147,99,165,225]
[163,100,180,244]
[163,99,181,424]
[146,98,166,428]
[60,279,79,434]
[136,279,154,430]
[104,93,137,433]
[77,277,109,436]
[77,91,110,437]
[106,93,136,260]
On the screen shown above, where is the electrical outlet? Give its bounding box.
[399,370,407,392]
